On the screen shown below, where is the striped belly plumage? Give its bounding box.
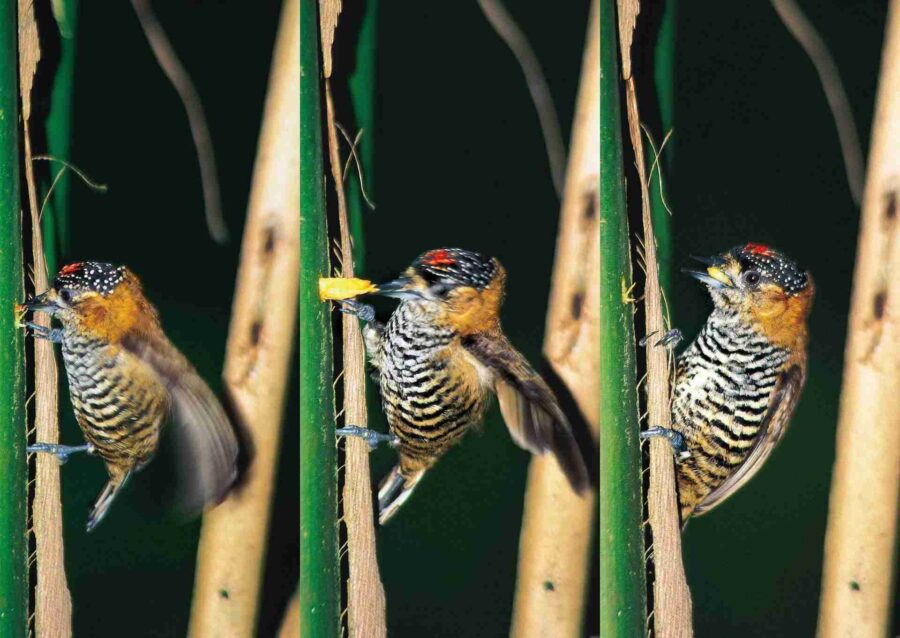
[62,331,167,472]
[378,304,488,477]
[672,310,788,519]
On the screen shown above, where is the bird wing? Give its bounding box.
[694,364,804,515]
[122,331,239,515]
[462,332,590,493]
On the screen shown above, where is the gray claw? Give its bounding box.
[336,425,398,450]
[24,322,63,343]
[641,426,690,461]
[656,329,683,348]
[339,300,376,324]
[27,442,95,464]
[640,329,683,349]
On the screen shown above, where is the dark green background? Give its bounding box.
[44,0,900,636]
[664,1,899,636]
[49,2,294,636]
[340,1,595,636]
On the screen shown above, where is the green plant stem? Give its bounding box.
[599,0,647,636]
[299,0,339,635]
[45,0,79,267]
[347,0,377,269]
[0,0,28,632]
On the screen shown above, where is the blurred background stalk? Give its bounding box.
[817,3,900,634]
[599,0,646,635]
[0,0,28,632]
[299,0,339,635]
[187,0,300,634]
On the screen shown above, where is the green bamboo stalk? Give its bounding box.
[0,0,29,632]
[347,0,377,269]
[45,0,79,266]
[599,0,647,635]
[299,0,340,635]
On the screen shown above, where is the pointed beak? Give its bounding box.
[373,276,426,300]
[22,291,58,314]
[683,256,734,289]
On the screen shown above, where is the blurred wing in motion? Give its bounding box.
[463,332,590,493]
[123,331,239,515]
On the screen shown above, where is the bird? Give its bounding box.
[643,243,813,522]
[337,247,590,524]
[21,261,239,531]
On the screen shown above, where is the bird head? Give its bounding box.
[686,243,814,345]
[23,262,158,341]
[374,248,507,334]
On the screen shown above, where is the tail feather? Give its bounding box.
[86,470,132,532]
[377,466,424,525]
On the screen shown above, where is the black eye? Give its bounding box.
[59,289,73,304]
[743,271,761,287]
[430,279,455,298]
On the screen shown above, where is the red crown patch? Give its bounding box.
[745,243,773,256]
[423,249,456,267]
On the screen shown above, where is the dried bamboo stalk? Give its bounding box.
[624,78,693,638]
[277,589,300,638]
[324,81,387,637]
[18,1,73,633]
[509,3,598,635]
[24,128,72,638]
[617,0,693,633]
[187,0,299,634]
[817,4,900,636]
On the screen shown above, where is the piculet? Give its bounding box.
[644,243,813,522]
[338,248,590,524]
[22,262,239,531]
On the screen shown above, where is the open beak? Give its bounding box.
[22,291,58,314]
[683,256,734,289]
[373,277,426,300]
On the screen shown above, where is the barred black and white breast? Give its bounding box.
[671,243,812,522]
[61,326,166,469]
[368,301,490,476]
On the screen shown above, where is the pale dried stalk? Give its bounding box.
[625,79,693,638]
[19,1,73,634]
[318,0,342,79]
[187,0,299,634]
[24,134,72,638]
[817,3,900,636]
[324,81,387,638]
[277,589,300,638]
[509,2,598,635]
[617,0,693,633]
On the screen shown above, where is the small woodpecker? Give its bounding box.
[339,248,590,523]
[645,243,813,522]
[22,262,239,531]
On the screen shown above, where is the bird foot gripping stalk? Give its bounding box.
[639,328,683,349]
[24,321,64,344]
[336,425,399,450]
[641,427,691,461]
[27,442,95,464]
[337,299,377,323]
